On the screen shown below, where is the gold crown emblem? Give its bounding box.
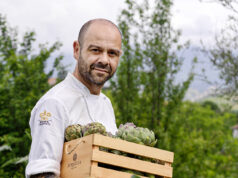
[40,110,51,121]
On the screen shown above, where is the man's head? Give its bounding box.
[78,19,122,50]
[73,19,122,94]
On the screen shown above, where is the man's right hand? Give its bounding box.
[30,172,57,178]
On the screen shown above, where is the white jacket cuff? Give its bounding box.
[25,158,60,178]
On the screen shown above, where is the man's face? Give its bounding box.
[75,22,122,86]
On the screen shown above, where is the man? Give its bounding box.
[26,19,122,178]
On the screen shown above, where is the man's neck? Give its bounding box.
[73,71,102,95]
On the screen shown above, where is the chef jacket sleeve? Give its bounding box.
[25,98,69,177]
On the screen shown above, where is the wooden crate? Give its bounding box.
[60,134,174,178]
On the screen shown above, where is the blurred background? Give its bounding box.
[0,0,238,177]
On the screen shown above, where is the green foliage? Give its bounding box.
[167,102,238,178]
[201,100,221,113]
[0,14,66,177]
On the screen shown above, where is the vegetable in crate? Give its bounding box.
[116,122,157,147]
[82,122,107,136]
[65,122,107,141]
[65,124,82,141]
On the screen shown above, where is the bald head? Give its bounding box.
[78,19,122,48]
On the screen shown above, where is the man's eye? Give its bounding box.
[108,51,118,56]
[91,48,100,52]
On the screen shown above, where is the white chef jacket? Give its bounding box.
[25,73,118,177]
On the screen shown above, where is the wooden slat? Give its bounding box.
[92,166,148,178]
[93,134,174,163]
[164,162,173,178]
[90,145,99,177]
[92,149,173,177]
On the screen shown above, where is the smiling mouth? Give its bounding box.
[93,68,109,73]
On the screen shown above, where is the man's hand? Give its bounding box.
[30,172,57,178]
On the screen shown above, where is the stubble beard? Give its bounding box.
[78,56,114,87]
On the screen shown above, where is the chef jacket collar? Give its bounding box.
[66,73,102,97]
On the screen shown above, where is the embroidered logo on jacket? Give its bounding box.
[39,110,52,126]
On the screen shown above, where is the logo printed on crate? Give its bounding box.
[39,110,52,126]
[67,153,81,169]
[73,153,77,161]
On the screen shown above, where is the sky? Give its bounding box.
[0,0,235,96]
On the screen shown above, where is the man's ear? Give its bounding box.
[73,41,80,60]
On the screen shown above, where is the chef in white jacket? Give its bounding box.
[26,18,122,178]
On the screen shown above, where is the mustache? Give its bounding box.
[90,63,112,73]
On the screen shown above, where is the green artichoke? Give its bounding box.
[65,124,82,141]
[82,122,107,136]
[116,122,136,138]
[116,123,157,147]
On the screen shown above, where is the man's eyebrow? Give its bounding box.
[88,44,102,49]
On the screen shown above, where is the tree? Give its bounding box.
[111,0,194,137]
[110,1,143,124]
[201,0,238,99]
[0,14,66,177]
[204,16,238,99]
[200,0,238,12]
[170,102,238,178]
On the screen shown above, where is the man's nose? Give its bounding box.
[99,52,110,65]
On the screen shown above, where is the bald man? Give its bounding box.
[26,19,122,178]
